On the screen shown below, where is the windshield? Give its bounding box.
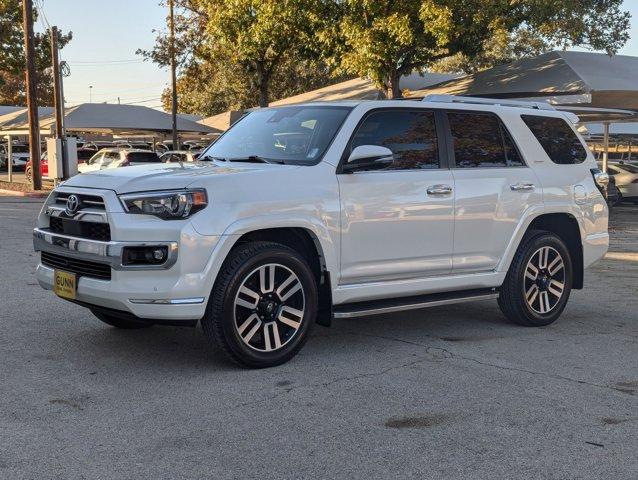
[201,106,352,165]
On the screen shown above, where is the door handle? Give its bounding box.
[426,184,453,195]
[510,182,535,191]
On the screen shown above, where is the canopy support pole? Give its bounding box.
[602,122,610,173]
[6,135,12,183]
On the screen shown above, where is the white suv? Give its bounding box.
[34,96,609,368]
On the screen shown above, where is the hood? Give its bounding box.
[61,161,298,193]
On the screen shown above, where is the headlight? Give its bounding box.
[119,189,208,220]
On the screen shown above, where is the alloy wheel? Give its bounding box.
[233,263,306,352]
[523,246,566,315]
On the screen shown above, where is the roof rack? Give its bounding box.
[422,94,556,111]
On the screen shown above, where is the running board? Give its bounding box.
[332,288,499,319]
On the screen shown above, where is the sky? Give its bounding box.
[35,0,638,112]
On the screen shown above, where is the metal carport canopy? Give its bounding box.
[411,50,638,111]
[0,103,219,136]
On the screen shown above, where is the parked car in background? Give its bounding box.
[159,150,201,163]
[4,143,30,170]
[182,140,209,151]
[77,148,98,163]
[114,141,153,150]
[78,148,161,173]
[607,162,638,203]
[25,152,49,183]
[82,142,113,152]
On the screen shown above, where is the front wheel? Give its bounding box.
[25,166,32,184]
[498,231,572,327]
[202,241,317,368]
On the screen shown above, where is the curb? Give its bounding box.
[0,188,50,198]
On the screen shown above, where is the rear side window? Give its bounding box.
[350,110,439,170]
[127,152,160,163]
[521,115,587,164]
[447,112,524,168]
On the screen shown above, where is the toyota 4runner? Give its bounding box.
[34,95,610,368]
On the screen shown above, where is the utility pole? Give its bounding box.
[169,0,179,150]
[22,0,42,190]
[51,26,68,179]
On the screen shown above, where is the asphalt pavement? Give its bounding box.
[1,197,637,479]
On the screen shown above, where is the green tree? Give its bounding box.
[141,0,343,114]
[0,0,72,105]
[201,0,319,107]
[321,0,630,98]
[159,54,340,115]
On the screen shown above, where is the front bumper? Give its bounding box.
[33,226,228,321]
[33,227,179,270]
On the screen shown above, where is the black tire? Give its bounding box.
[91,310,153,329]
[498,230,572,327]
[25,166,32,184]
[202,241,317,368]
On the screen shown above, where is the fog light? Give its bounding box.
[122,246,169,266]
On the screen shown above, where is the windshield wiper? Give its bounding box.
[198,155,226,162]
[227,155,285,165]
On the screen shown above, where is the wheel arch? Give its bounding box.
[226,225,335,326]
[526,213,583,289]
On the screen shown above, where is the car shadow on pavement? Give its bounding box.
[60,299,515,370]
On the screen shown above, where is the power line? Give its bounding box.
[70,59,146,65]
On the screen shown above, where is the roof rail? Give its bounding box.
[422,94,556,111]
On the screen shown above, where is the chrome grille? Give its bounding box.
[41,251,112,280]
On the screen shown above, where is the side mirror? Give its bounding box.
[342,145,394,173]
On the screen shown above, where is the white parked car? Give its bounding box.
[606,162,638,203]
[78,148,161,173]
[34,96,609,368]
[0,143,30,169]
[159,150,200,163]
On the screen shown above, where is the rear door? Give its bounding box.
[445,110,541,273]
[337,108,455,285]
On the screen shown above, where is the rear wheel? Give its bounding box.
[91,310,153,329]
[25,166,32,184]
[202,241,317,368]
[498,231,572,327]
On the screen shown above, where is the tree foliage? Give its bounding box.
[0,0,72,106]
[142,0,631,111]
[320,0,630,98]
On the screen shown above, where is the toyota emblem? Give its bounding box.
[65,194,80,216]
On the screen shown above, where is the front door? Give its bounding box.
[444,110,542,273]
[338,108,455,285]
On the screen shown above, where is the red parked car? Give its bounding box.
[25,152,48,183]
[25,149,93,182]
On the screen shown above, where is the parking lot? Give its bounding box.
[1,197,636,479]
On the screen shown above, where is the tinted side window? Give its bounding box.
[448,112,507,168]
[350,110,439,170]
[521,115,587,164]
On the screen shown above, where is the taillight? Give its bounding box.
[590,168,609,197]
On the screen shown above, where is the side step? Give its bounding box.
[332,288,499,319]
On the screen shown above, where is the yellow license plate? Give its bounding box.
[53,270,77,300]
